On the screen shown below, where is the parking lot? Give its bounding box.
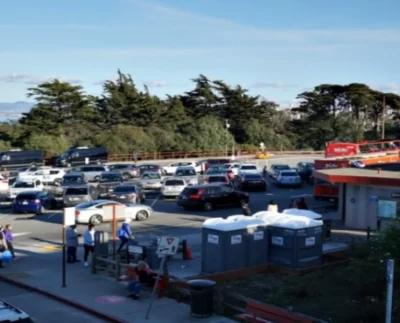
[0,155,327,252]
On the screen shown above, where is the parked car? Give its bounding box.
[63,185,99,207]
[161,178,187,198]
[177,183,249,211]
[0,174,9,192]
[174,166,198,185]
[200,159,233,173]
[108,164,140,180]
[205,167,226,176]
[60,172,87,187]
[273,170,302,187]
[97,172,123,197]
[238,164,259,175]
[162,161,201,175]
[12,191,57,214]
[74,200,153,225]
[140,172,163,190]
[7,179,44,200]
[107,184,145,204]
[269,164,291,178]
[17,168,66,185]
[0,149,44,170]
[56,146,108,167]
[9,165,48,178]
[138,164,161,175]
[0,298,34,322]
[204,174,229,184]
[68,165,108,182]
[222,162,242,176]
[238,173,266,191]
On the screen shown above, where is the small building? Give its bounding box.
[314,168,400,230]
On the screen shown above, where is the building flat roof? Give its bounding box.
[315,168,400,186]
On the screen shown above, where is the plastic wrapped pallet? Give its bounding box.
[282,208,323,221]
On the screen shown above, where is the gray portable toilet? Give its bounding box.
[94,231,109,256]
[267,215,324,269]
[201,216,264,274]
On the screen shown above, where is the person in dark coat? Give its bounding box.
[242,203,251,216]
[296,198,309,210]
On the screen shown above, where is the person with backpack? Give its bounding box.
[117,218,134,253]
[0,225,9,268]
[3,225,15,259]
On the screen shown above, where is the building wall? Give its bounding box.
[344,184,400,230]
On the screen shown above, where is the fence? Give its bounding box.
[107,149,324,162]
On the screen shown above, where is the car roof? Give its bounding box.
[139,164,159,167]
[65,184,90,188]
[16,190,41,195]
[64,172,85,176]
[141,171,160,174]
[100,171,121,176]
[240,164,257,166]
[280,169,297,173]
[176,166,195,169]
[272,164,290,167]
[208,174,227,177]
[188,183,228,189]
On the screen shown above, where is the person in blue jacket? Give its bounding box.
[117,218,134,252]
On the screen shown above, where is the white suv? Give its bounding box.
[238,164,259,175]
[162,161,201,175]
[17,168,66,185]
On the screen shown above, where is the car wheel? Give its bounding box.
[136,210,149,221]
[122,173,131,181]
[94,176,100,182]
[89,214,103,225]
[203,202,213,211]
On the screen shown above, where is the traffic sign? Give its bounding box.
[157,236,180,256]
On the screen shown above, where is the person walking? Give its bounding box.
[83,224,95,267]
[117,218,134,253]
[0,225,8,268]
[66,225,80,263]
[289,199,297,208]
[241,202,251,216]
[267,200,278,213]
[297,198,309,210]
[3,225,15,259]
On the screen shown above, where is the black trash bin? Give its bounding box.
[189,279,216,318]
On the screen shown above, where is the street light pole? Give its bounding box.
[225,119,230,156]
[382,95,386,140]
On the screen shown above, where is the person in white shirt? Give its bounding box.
[83,224,95,267]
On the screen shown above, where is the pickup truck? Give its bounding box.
[17,168,66,185]
[7,179,44,200]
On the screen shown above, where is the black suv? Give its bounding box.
[177,183,249,211]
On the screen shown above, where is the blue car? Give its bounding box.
[12,191,56,214]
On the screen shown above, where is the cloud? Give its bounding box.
[378,83,400,94]
[0,73,83,85]
[129,0,400,43]
[250,82,297,89]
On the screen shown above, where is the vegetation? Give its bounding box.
[2,70,400,155]
[226,224,400,323]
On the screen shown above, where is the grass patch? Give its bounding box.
[225,223,400,323]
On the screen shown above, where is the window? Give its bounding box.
[221,185,234,193]
[16,193,36,200]
[165,180,185,186]
[114,186,137,193]
[100,174,121,182]
[35,171,44,176]
[176,169,196,176]
[14,182,34,188]
[65,187,88,195]
[207,186,222,194]
[280,172,297,177]
[245,174,262,180]
[142,173,160,179]
[95,202,117,209]
[241,165,257,170]
[63,176,83,184]
[208,176,227,183]
[170,163,180,167]
[50,170,60,175]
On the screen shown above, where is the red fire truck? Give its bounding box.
[314,153,400,200]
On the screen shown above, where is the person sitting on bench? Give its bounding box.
[128,261,151,300]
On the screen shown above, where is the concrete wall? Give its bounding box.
[344,184,400,230]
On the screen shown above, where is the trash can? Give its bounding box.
[189,279,216,318]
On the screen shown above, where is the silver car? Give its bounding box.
[63,185,99,207]
[174,166,198,185]
[68,165,108,182]
[140,172,163,190]
[274,170,302,187]
[161,178,187,198]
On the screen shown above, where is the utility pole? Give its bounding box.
[382,95,386,140]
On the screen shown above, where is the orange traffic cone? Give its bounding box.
[184,247,193,260]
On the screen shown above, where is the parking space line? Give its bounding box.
[150,195,160,208]
[47,213,58,220]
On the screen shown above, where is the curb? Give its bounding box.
[0,273,129,323]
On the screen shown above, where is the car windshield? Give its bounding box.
[208,176,226,182]
[66,187,88,195]
[223,164,231,169]
[62,176,83,184]
[241,165,257,170]
[165,180,185,186]
[176,169,196,176]
[274,165,290,170]
[141,173,161,180]
[13,182,34,188]
[114,186,137,193]
[281,172,297,177]
[100,174,121,182]
[16,193,36,200]
[76,201,99,209]
[245,174,262,179]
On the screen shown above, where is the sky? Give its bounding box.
[0,0,400,108]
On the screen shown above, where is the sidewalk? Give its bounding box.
[0,244,234,323]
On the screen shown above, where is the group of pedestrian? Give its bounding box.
[0,224,16,268]
[65,223,96,267]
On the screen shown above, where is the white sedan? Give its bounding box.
[162,161,201,175]
[75,200,153,225]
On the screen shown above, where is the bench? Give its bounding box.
[236,302,316,323]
